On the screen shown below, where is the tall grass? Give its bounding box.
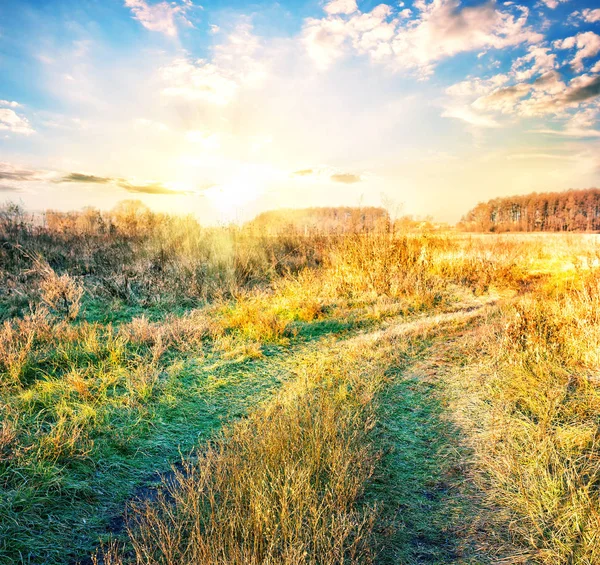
[453,266,600,564]
[102,347,382,565]
[5,201,598,564]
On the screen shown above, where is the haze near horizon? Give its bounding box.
[1,0,600,223]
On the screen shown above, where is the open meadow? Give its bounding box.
[2,204,600,564]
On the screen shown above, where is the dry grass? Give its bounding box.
[99,341,387,565]
[4,203,600,565]
[446,262,600,564]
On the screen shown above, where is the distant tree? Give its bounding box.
[460,188,600,232]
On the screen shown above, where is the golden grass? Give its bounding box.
[445,265,600,564]
[3,212,600,564]
[98,338,390,565]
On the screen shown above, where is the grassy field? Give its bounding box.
[1,206,600,564]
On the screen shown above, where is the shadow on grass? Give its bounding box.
[369,364,477,565]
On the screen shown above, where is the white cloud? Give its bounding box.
[473,82,533,113]
[124,0,192,37]
[0,100,21,108]
[391,1,542,76]
[302,0,543,75]
[160,24,267,105]
[134,118,169,132]
[161,59,240,105]
[540,0,569,10]
[446,74,510,97]
[186,130,221,149]
[534,108,600,137]
[511,46,556,81]
[324,0,358,16]
[442,105,500,128]
[554,31,600,72]
[302,16,352,70]
[581,8,600,23]
[0,109,35,135]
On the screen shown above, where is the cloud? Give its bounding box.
[291,167,363,183]
[302,0,543,75]
[554,32,600,72]
[302,16,352,70]
[533,108,600,137]
[511,46,556,81]
[124,0,192,37]
[57,172,189,195]
[582,8,600,23]
[117,180,188,195]
[0,185,21,193]
[391,1,543,75]
[446,74,510,97]
[564,75,600,103]
[0,100,21,108]
[0,164,43,181]
[160,24,266,105]
[161,58,239,105]
[473,82,533,113]
[442,105,500,127]
[60,172,112,183]
[330,173,361,183]
[540,0,569,9]
[570,8,600,24]
[324,0,358,16]
[0,108,35,135]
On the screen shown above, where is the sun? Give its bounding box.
[203,165,278,218]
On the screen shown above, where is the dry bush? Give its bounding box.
[0,404,20,463]
[40,271,84,320]
[325,233,440,300]
[0,307,52,387]
[218,297,292,342]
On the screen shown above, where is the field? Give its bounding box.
[2,205,600,564]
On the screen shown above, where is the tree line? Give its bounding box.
[460,188,600,232]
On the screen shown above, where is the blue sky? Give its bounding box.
[1,0,600,223]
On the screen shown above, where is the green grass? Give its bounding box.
[5,225,597,565]
[1,349,286,563]
[1,293,439,564]
[364,315,493,565]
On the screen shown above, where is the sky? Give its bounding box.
[1,0,600,224]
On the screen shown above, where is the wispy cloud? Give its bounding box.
[0,164,44,181]
[117,179,187,195]
[291,167,364,184]
[161,59,239,105]
[124,0,192,37]
[160,24,266,106]
[57,172,189,195]
[0,100,21,108]
[442,105,500,128]
[60,172,112,183]
[330,173,361,184]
